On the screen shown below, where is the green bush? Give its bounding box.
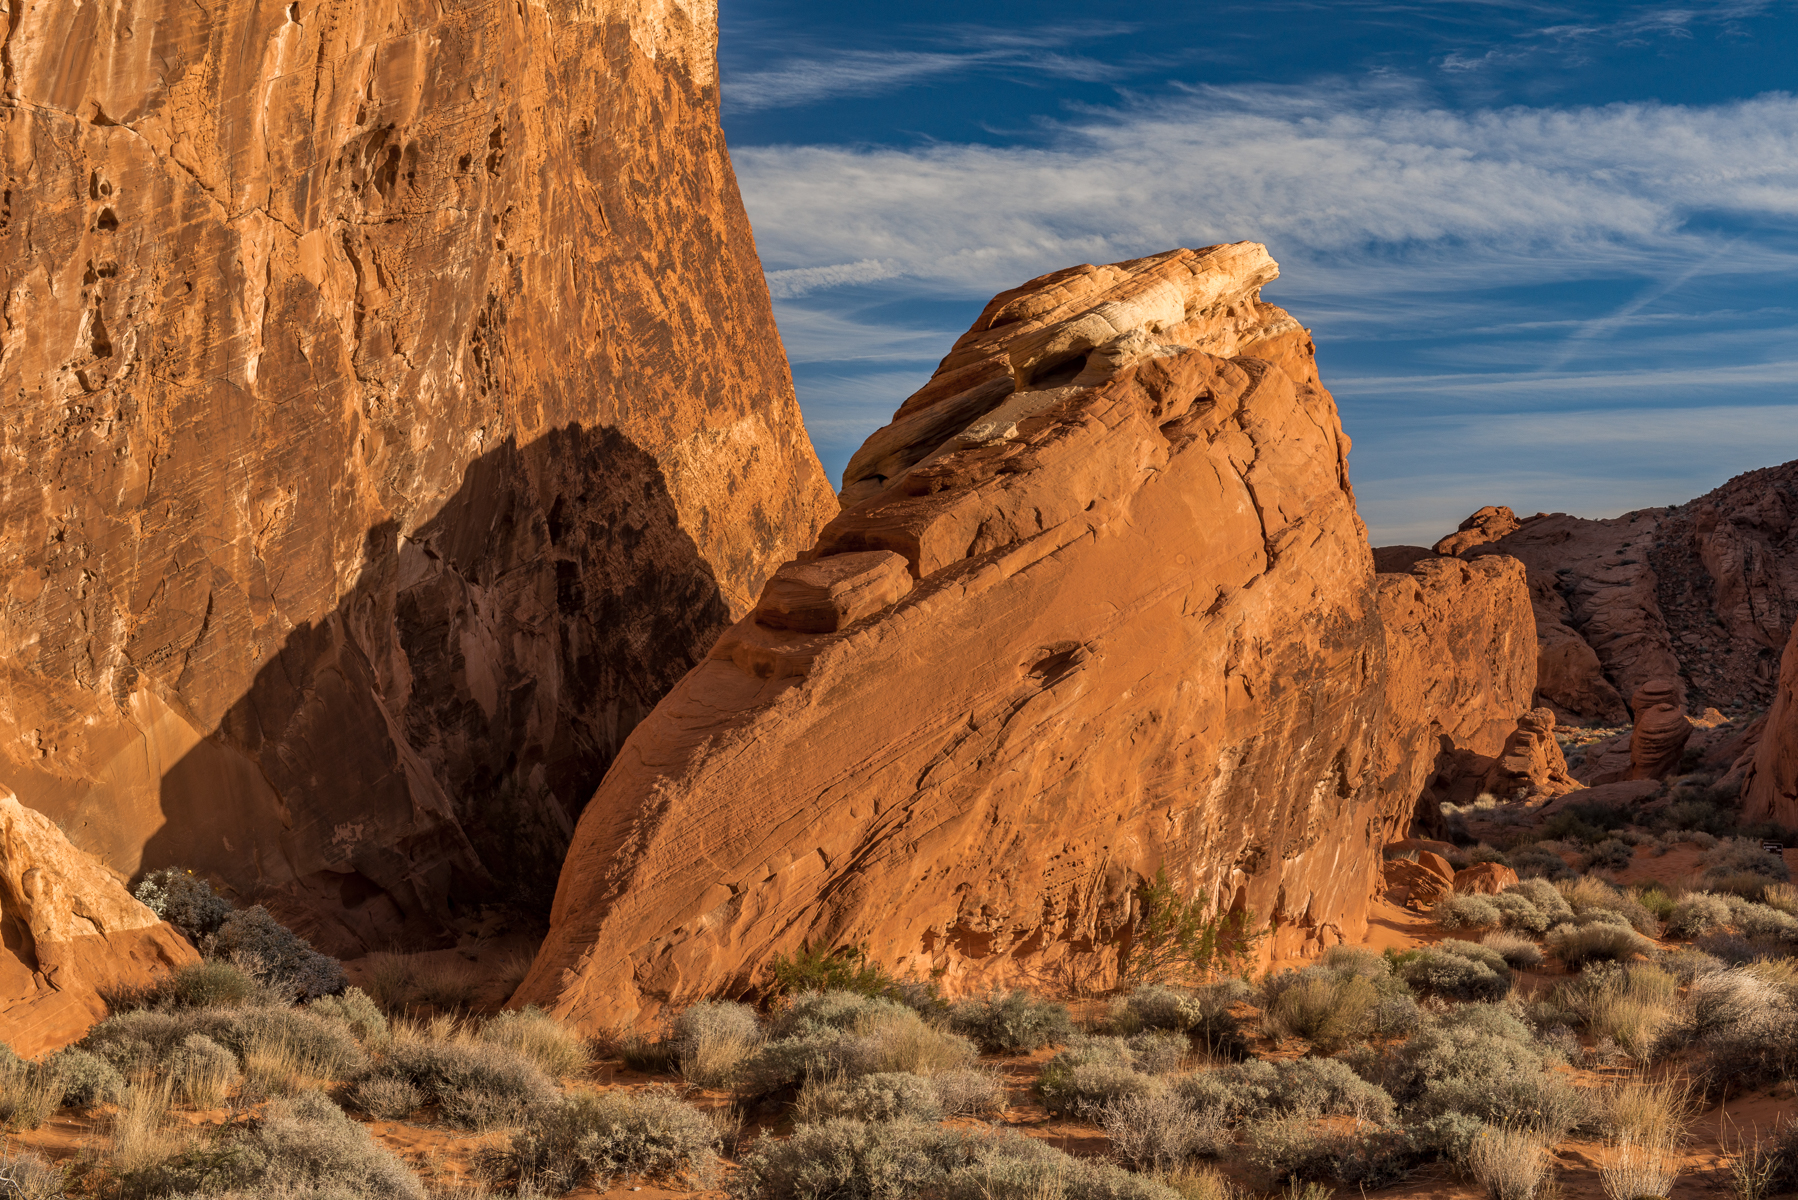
[491,1088,719,1193]
[765,944,896,999]
[946,990,1072,1054]
[1124,868,1263,985]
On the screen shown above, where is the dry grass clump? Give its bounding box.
[0,1054,63,1131]
[1600,1133,1682,1200]
[1157,1163,1241,1200]
[0,1148,66,1200]
[1599,1076,1693,1144]
[1565,965,1680,1061]
[1101,1088,1227,1171]
[377,1016,558,1129]
[1262,972,1380,1051]
[169,1033,241,1107]
[1468,1124,1552,1200]
[107,1077,178,1173]
[1481,930,1544,970]
[478,1007,591,1080]
[671,1000,761,1088]
[1548,922,1654,969]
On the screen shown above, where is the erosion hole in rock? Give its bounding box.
[1026,351,1089,390]
[1027,643,1085,687]
[96,207,118,232]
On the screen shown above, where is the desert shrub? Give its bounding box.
[134,867,234,939]
[1704,837,1792,883]
[1434,894,1501,930]
[1636,885,1677,920]
[1547,923,1654,969]
[0,1148,65,1200]
[169,1033,242,1106]
[768,991,909,1040]
[947,990,1073,1054]
[1762,881,1798,915]
[1560,876,1659,933]
[1480,931,1544,970]
[1111,981,1252,1059]
[1585,838,1634,872]
[1660,947,1725,982]
[1600,1133,1683,1200]
[1487,892,1550,934]
[1177,1058,1392,1125]
[1507,879,1575,921]
[1128,1031,1189,1074]
[730,1119,1179,1200]
[1598,1076,1692,1145]
[1243,1116,1417,1189]
[1728,898,1798,944]
[492,1088,718,1193]
[49,1046,124,1107]
[168,960,255,1009]
[1390,942,1511,1001]
[307,988,387,1044]
[932,1068,1007,1117]
[765,943,895,999]
[379,1030,558,1130]
[744,994,975,1092]
[1124,869,1264,986]
[1101,1089,1227,1171]
[1039,1061,1161,1118]
[1668,893,1732,937]
[1371,1003,1569,1128]
[829,1072,946,1123]
[1556,964,1677,1061]
[1509,846,1575,881]
[354,1074,422,1119]
[1685,969,1798,1088]
[82,1008,211,1074]
[212,906,347,1000]
[1467,1124,1551,1200]
[1262,972,1380,1050]
[481,1006,591,1081]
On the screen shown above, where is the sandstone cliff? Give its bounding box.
[515,245,1543,1027]
[0,0,835,949]
[1743,621,1798,825]
[1415,461,1798,726]
[1,788,196,1056]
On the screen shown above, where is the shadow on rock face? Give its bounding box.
[143,424,730,955]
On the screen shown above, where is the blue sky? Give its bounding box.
[718,1,1798,546]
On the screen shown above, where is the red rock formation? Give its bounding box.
[1421,461,1797,725]
[1742,622,1798,825]
[1374,556,1574,827]
[1384,855,1455,909]
[0,0,835,948]
[514,245,1542,1028]
[1626,679,1692,782]
[1453,863,1519,895]
[2,788,196,1056]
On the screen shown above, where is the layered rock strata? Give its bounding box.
[1415,460,1798,725]
[516,245,1543,1027]
[0,0,835,949]
[1743,623,1798,825]
[2,788,196,1057]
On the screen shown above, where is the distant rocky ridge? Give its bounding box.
[0,0,835,955]
[517,245,1565,1027]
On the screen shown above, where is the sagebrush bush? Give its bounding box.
[1127,1030,1189,1074]
[0,1148,64,1200]
[947,990,1073,1054]
[1509,846,1575,881]
[1559,876,1659,933]
[1728,898,1798,944]
[1668,893,1732,937]
[0,1055,61,1132]
[1585,838,1634,872]
[1262,972,1380,1050]
[743,992,976,1093]
[1660,948,1725,982]
[169,1033,241,1106]
[1243,1115,1417,1189]
[168,960,255,1008]
[1178,1057,1393,1125]
[1101,1089,1226,1170]
[800,1071,945,1123]
[1703,837,1792,883]
[931,1068,1007,1117]
[1467,1123,1551,1200]
[225,1007,369,1084]
[729,1118,1180,1200]
[1434,893,1501,930]
[1391,941,1511,1001]
[134,867,234,939]
[1110,981,1252,1059]
[307,988,387,1043]
[480,1006,591,1081]
[212,906,347,1000]
[1556,964,1677,1061]
[354,1074,422,1120]
[1039,1060,1161,1118]
[379,1026,558,1129]
[1548,922,1654,969]
[493,1088,718,1193]
[49,1046,124,1108]
[1480,931,1544,970]
[1487,892,1550,935]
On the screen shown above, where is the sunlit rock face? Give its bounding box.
[517,244,1542,1029]
[0,0,836,950]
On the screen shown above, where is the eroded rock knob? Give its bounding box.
[753,551,913,634]
[1628,701,1692,781]
[1630,678,1683,719]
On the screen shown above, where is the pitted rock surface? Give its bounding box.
[515,246,1541,1028]
[0,0,835,949]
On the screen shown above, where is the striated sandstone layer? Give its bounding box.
[1415,461,1798,726]
[1743,622,1798,825]
[516,245,1542,1027]
[0,0,835,949]
[1,788,196,1056]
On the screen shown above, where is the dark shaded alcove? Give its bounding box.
[143,423,732,954]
